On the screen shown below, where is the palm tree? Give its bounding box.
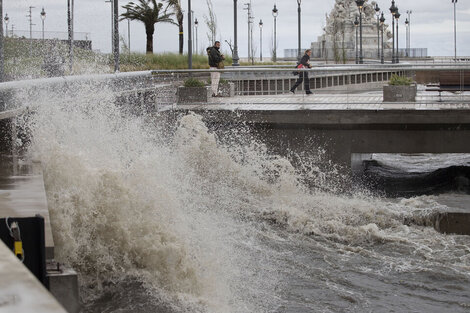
[164,0,184,55]
[121,0,175,54]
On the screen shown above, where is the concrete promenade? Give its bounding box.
[171,89,470,169]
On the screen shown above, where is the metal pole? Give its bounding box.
[113,0,119,72]
[396,17,399,63]
[232,0,239,66]
[260,21,262,62]
[297,2,301,60]
[127,9,131,58]
[391,16,395,63]
[381,22,384,64]
[67,0,73,71]
[0,0,4,82]
[28,6,35,58]
[274,16,277,62]
[453,0,457,61]
[355,24,358,64]
[377,14,380,58]
[187,0,192,69]
[359,9,363,64]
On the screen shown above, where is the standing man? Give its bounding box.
[290,49,313,95]
[207,41,225,97]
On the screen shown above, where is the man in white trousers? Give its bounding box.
[207,41,225,97]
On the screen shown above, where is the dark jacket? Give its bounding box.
[298,53,312,68]
[208,46,223,67]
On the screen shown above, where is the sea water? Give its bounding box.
[20,83,470,313]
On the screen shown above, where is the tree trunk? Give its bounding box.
[145,24,155,54]
[178,12,184,55]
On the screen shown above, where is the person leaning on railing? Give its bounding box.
[207,41,225,97]
[290,49,313,95]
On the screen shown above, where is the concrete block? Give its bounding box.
[383,84,417,102]
[218,82,235,97]
[48,264,81,313]
[434,212,470,236]
[176,86,211,104]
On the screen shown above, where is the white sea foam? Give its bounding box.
[17,81,470,312]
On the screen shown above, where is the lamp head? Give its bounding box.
[195,18,198,26]
[355,0,365,9]
[4,13,9,24]
[272,4,278,17]
[375,3,380,12]
[395,10,400,19]
[390,0,397,15]
[354,15,359,27]
[40,7,46,21]
[380,12,385,24]
[259,19,263,28]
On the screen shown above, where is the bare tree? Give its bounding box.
[204,0,217,44]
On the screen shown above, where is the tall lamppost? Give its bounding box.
[0,1,3,83]
[187,0,192,69]
[355,0,364,64]
[395,9,400,63]
[297,0,301,60]
[389,0,397,63]
[406,10,412,57]
[194,18,198,55]
[40,7,46,41]
[404,18,409,57]
[272,4,278,62]
[232,0,240,66]
[375,3,380,58]
[354,15,359,64]
[380,12,385,64]
[452,0,457,61]
[127,8,131,58]
[259,19,263,62]
[4,13,8,37]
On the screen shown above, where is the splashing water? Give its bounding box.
[18,81,470,312]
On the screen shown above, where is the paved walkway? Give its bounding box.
[172,90,470,111]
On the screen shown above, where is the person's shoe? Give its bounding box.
[290,89,295,94]
[306,91,313,95]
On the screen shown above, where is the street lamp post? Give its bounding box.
[375,3,380,58]
[452,0,457,61]
[354,15,359,64]
[406,10,412,57]
[389,0,397,63]
[127,8,131,58]
[272,4,278,62]
[355,0,364,64]
[187,0,192,69]
[405,18,409,57]
[232,0,240,66]
[0,0,3,83]
[40,7,46,41]
[297,0,301,60]
[4,13,8,37]
[380,12,385,64]
[259,19,263,62]
[395,9,400,63]
[195,18,198,55]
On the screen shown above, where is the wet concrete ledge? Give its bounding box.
[435,212,470,236]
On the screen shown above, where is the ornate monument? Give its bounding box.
[311,0,393,62]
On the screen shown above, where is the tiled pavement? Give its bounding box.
[172,90,470,111]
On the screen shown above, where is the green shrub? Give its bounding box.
[184,78,206,87]
[389,74,413,86]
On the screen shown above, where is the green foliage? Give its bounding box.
[389,74,413,86]
[184,78,206,87]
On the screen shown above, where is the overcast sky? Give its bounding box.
[4,0,470,57]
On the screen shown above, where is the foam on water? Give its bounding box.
[18,82,470,312]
